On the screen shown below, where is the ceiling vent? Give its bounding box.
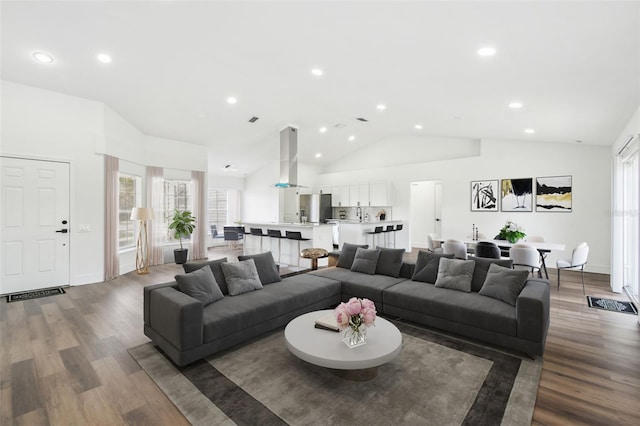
[356,117,368,122]
[248,116,259,123]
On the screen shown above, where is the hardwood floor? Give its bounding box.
[1,247,638,425]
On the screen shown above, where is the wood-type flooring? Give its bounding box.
[1,246,638,425]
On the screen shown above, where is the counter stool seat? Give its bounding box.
[250,227,268,254]
[286,231,311,271]
[381,225,394,247]
[301,248,329,270]
[267,229,286,264]
[365,226,384,247]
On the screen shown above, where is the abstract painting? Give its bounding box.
[501,178,533,212]
[536,176,572,212]
[471,180,498,211]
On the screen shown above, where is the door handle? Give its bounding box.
[55,229,68,233]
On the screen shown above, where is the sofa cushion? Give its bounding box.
[175,266,224,306]
[238,251,281,285]
[434,258,475,293]
[375,247,406,278]
[351,248,380,275]
[336,242,369,269]
[412,251,455,284]
[468,256,514,292]
[221,259,263,296]
[479,263,529,306]
[202,274,341,343]
[183,257,229,295]
[383,280,517,336]
[310,267,406,307]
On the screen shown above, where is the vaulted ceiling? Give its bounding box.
[2,1,638,176]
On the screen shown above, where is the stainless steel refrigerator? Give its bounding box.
[299,194,332,223]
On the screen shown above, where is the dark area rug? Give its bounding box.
[6,287,66,303]
[129,320,542,426]
[587,296,638,315]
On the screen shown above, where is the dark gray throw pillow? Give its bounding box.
[175,266,224,305]
[336,243,369,269]
[221,259,263,296]
[468,256,514,292]
[412,251,455,284]
[434,258,475,292]
[183,257,229,295]
[375,246,406,278]
[350,248,381,275]
[479,263,529,306]
[238,251,281,285]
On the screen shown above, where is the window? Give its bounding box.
[119,174,141,249]
[208,188,228,236]
[162,179,192,242]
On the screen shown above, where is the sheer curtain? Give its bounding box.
[147,166,164,266]
[191,170,207,260]
[104,155,120,280]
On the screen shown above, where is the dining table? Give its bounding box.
[433,238,565,279]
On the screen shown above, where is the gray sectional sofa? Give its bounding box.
[144,245,550,367]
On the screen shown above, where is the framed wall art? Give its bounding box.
[501,178,533,212]
[536,175,572,212]
[470,180,499,211]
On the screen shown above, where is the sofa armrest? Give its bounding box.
[147,285,203,351]
[516,278,550,343]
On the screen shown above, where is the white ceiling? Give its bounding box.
[2,1,639,177]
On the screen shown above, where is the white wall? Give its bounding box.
[315,138,612,274]
[1,81,106,285]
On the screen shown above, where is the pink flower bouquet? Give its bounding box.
[334,297,377,332]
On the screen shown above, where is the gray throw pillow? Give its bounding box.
[468,256,514,292]
[375,246,406,278]
[238,251,281,285]
[336,243,369,269]
[479,263,529,306]
[412,251,455,284]
[221,259,263,296]
[434,258,476,292]
[350,248,381,275]
[183,257,229,295]
[175,266,224,305]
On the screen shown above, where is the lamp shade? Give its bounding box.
[130,207,154,221]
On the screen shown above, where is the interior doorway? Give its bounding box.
[1,156,70,295]
[409,180,442,249]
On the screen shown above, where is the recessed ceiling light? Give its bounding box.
[348,135,356,141]
[414,124,423,130]
[376,104,386,111]
[315,153,322,158]
[97,53,112,63]
[477,47,497,56]
[33,52,54,63]
[319,127,327,133]
[508,102,523,109]
[524,128,535,134]
[226,96,237,104]
[311,68,323,76]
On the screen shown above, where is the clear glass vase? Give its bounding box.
[343,325,367,348]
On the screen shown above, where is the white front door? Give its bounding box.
[1,157,70,295]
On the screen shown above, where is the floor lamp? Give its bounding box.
[130,207,154,274]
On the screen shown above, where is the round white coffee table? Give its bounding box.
[284,310,402,380]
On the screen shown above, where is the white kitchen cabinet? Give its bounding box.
[369,182,389,206]
[332,185,350,207]
[349,184,369,206]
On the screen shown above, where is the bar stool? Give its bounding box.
[365,226,384,247]
[250,228,267,254]
[381,225,394,248]
[391,224,403,248]
[267,229,286,264]
[286,231,311,270]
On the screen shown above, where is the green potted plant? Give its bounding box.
[169,209,196,264]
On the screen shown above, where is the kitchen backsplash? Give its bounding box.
[332,206,392,222]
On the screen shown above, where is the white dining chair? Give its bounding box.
[427,234,443,254]
[556,242,589,294]
[442,239,467,260]
[509,244,541,277]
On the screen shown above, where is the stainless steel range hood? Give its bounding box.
[274,126,306,188]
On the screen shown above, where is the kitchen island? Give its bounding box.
[241,222,333,269]
[336,220,404,248]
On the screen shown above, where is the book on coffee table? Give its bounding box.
[314,312,340,332]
